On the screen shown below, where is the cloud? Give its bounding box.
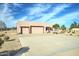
[28,4,51,16]
[0,4,13,21]
[1,4,71,27]
[12,3,23,7]
[0,3,79,28]
[6,16,28,27]
[47,11,79,27]
[33,4,70,22]
[0,4,16,27]
[0,3,25,27]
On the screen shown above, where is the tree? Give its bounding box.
[0,20,6,31]
[61,25,66,30]
[73,21,77,28]
[77,24,79,28]
[53,24,60,29]
[70,23,74,30]
[69,21,78,30]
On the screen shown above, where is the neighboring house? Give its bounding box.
[52,28,61,34]
[71,28,79,33]
[16,21,49,34]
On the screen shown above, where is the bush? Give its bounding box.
[5,32,7,33]
[0,38,4,47]
[77,34,79,36]
[72,31,75,34]
[0,34,5,37]
[70,34,72,36]
[4,36,10,41]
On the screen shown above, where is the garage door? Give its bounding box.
[22,28,29,34]
[32,27,44,34]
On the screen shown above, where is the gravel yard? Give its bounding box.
[0,30,22,56]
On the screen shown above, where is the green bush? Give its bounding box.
[0,38,4,47]
[4,36,10,41]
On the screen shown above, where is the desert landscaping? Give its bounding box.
[0,21,79,56]
[0,29,79,56]
[0,3,79,56]
[0,30,22,56]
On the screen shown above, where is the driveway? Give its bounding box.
[19,34,79,56]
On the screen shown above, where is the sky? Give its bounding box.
[0,3,79,28]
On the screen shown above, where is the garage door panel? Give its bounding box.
[22,28,29,34]
[32,27,43,34]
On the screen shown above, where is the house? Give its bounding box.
[71,28,79,33]
[16,21,50,34]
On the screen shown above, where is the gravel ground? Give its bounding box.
[0,30,22,56]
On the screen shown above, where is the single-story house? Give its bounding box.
[16,21,50,34]
[71,28,79,33]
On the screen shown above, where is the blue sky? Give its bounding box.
[0,3,79,28]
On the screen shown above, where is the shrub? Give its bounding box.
[4,36,10,41]
[0,38,4,47]
[0,34,5,37]
[5,32,7,33]
[70,34,72,36]
[77,34,79,36]
[72,31,75,34]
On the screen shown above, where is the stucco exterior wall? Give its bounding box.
[16,21,48,34]
[71,28,79,33]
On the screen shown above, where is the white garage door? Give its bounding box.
[22,28,29,34]
[32,27,43,34]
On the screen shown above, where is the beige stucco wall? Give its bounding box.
[17,21,31,34]
[16,21,48,34]
[71,28,79,33]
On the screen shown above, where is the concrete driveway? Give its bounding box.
[19,34,79,56]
